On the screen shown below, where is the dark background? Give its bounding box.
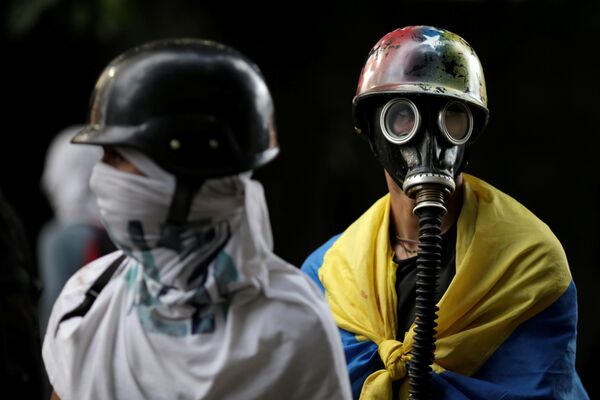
[2,0,598,396]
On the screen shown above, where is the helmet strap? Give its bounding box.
[166,177,204,226]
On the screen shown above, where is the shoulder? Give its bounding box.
[42,250,125,344]
[40,223,99,260]
[225,268,352,399]
[462,174,571,288]
[464,174,566,256]
[300,234,342,293]
[263,264,339,336]
[47,252,125,316]
[63,250,125,291]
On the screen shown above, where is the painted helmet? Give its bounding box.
[353,25,489,140]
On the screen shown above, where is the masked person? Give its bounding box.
[42,39,352,400]
[301,26,588,399]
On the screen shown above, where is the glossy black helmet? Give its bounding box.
[73,38,278,180]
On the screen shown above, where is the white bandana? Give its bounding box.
[89,149,251,329]
[43,149,352,399]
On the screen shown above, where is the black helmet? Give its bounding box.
[73,38,278,180]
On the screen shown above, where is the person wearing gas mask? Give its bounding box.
[42,39,352,400]
[302,26,588,399]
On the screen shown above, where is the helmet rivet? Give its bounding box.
[208,139,219,149]
[169,139,181,150]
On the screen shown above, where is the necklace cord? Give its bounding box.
[395,236,420,254]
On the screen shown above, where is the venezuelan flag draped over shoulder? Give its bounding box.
[310,174,588,399]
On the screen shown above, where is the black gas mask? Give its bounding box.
[372,95,475,200]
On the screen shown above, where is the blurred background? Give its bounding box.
[1,0,598,396]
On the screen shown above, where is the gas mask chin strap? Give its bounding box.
[166,177,205,226]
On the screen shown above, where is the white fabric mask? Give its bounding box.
[89,148,249,314]
[89,161,175,251]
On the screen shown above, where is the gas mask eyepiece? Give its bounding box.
[380,97,474,146]
[437,101,473,145]
[380,99,421,144]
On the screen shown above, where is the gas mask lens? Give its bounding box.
[438,101,473,144]
[380,99,420,144]
[380,98,474,145]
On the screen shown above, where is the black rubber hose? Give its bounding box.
[408,205,445,399]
